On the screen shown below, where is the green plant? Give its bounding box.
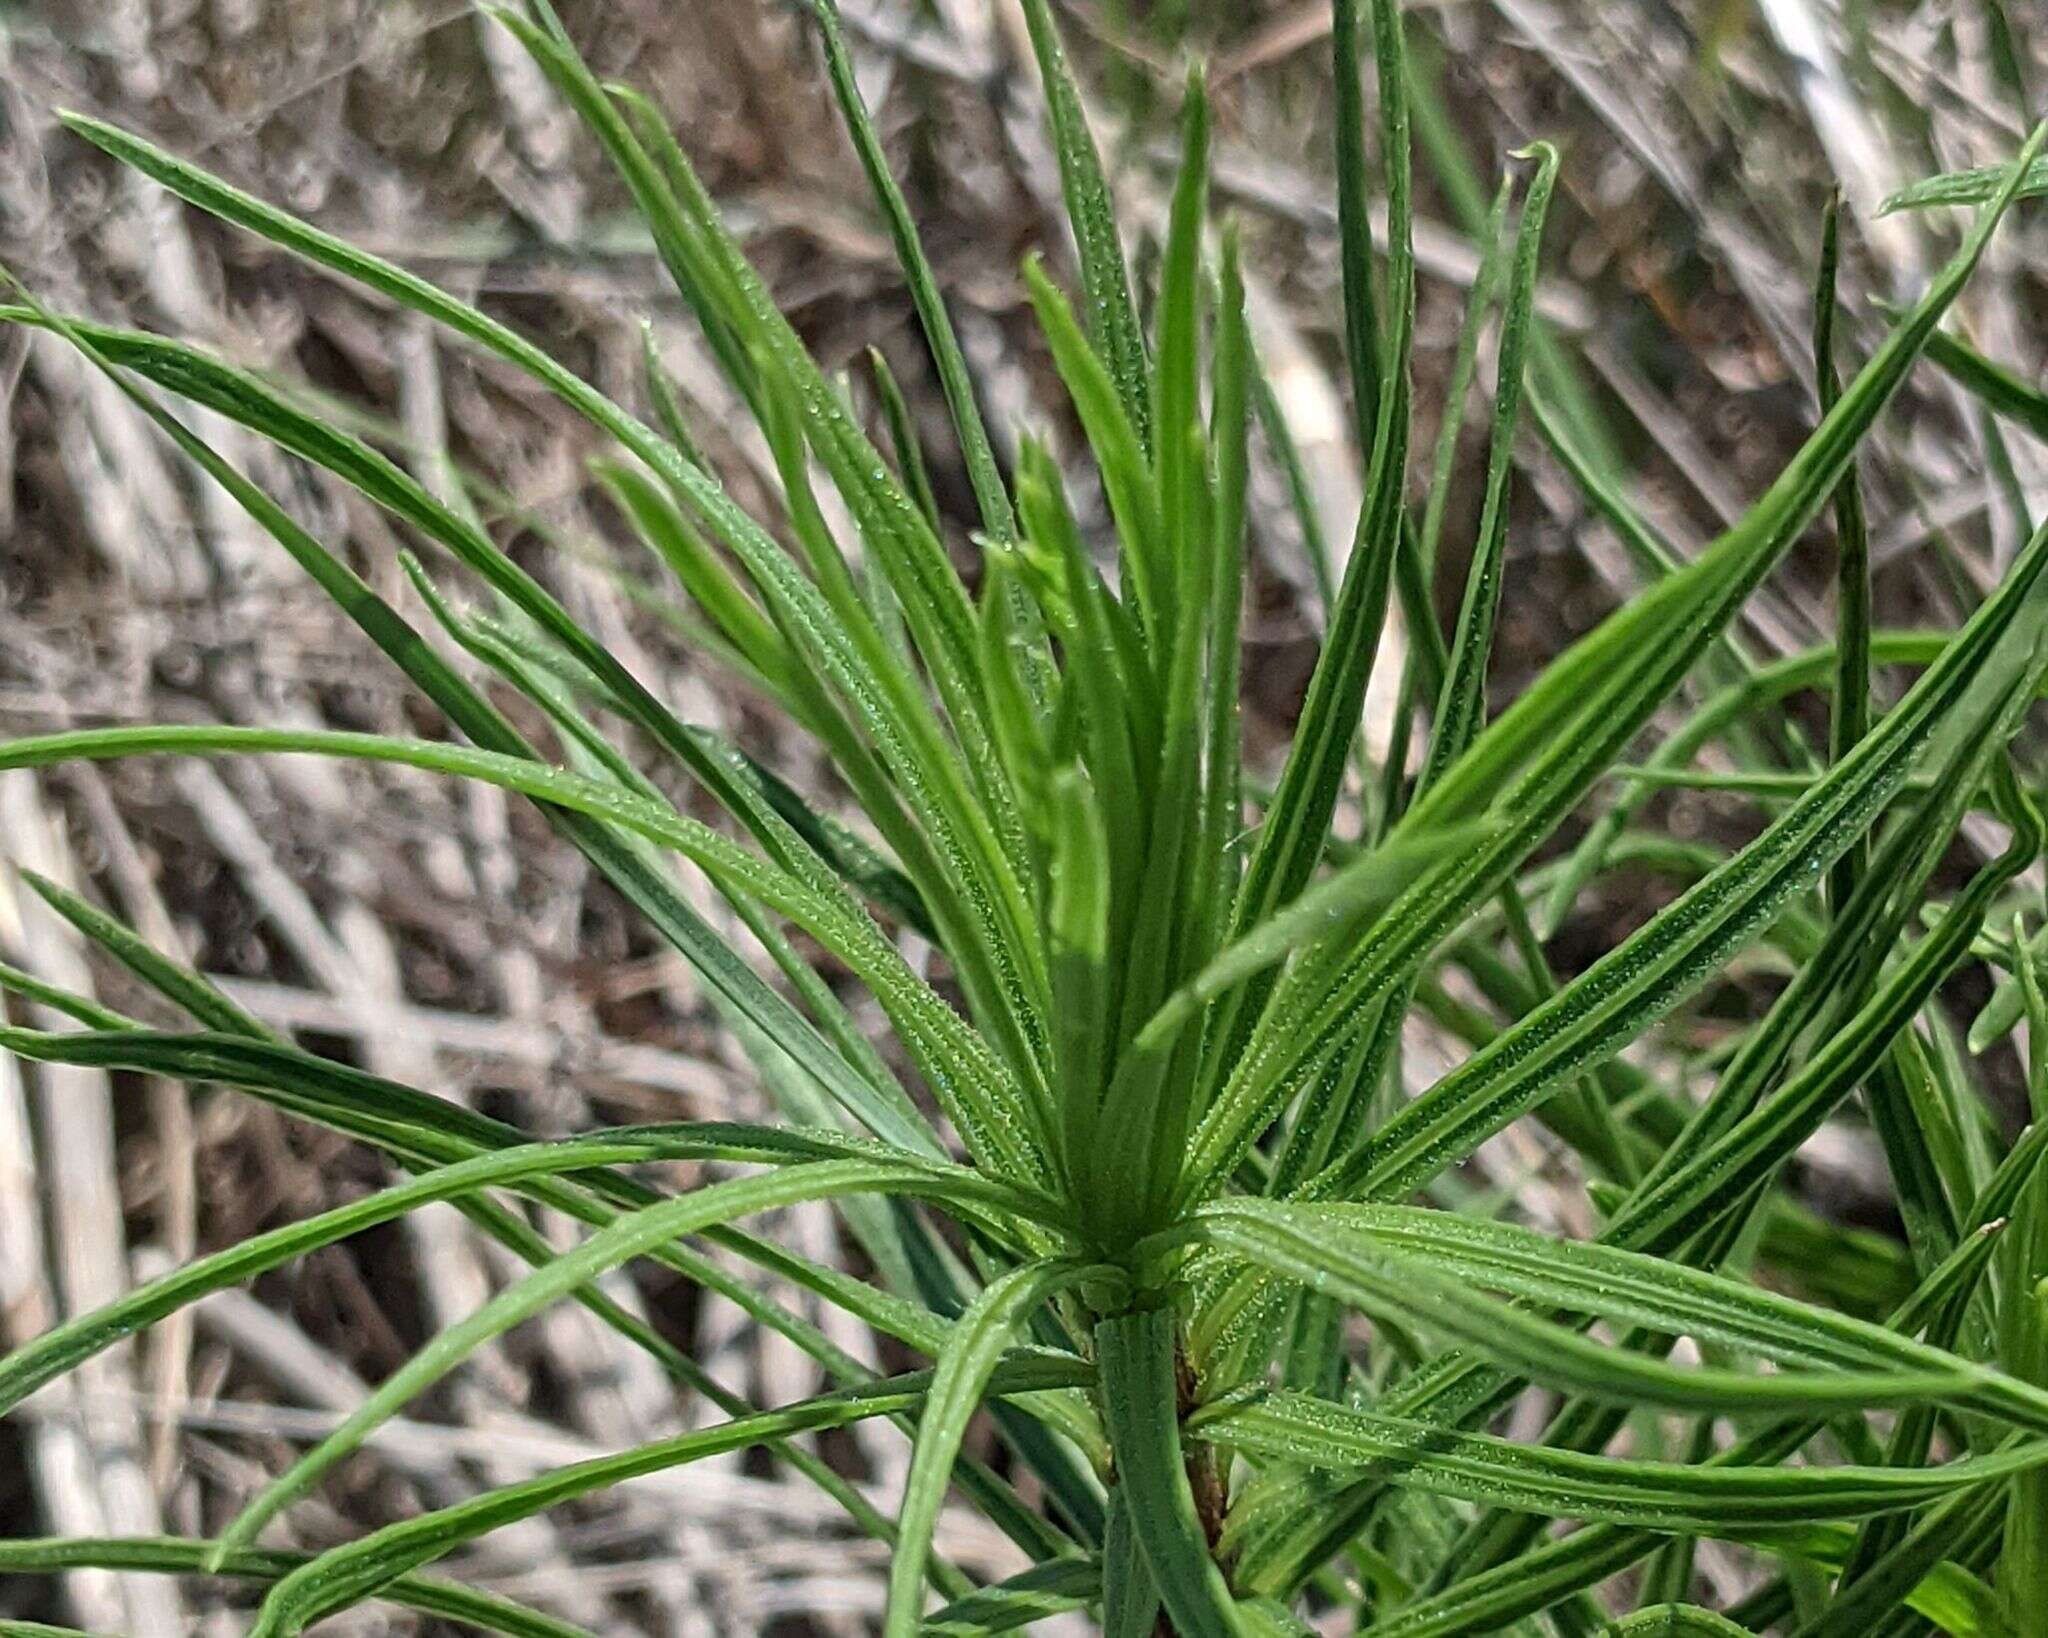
[4,0,2048,1631]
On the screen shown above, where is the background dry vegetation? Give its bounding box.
[1,1,2044,1632]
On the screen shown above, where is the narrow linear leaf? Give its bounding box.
[1881,154,2048,213]
[0,1537,591,1638]
[1015,0,1150,451]
[1097,1308,1239,1637]
[797,0,1017,545]
[882,1261,1108,1636]
[256,1356,1088,1636]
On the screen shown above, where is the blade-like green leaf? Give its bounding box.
[1102,1482,1163,1637]
[36,117,1054,1173]
[215,1158,1042,1561]
[1152,62,1211,636]
[1603,1608,1752,1637]
[1881,154,2048,212]
[1184,1201,2048,1430]
[1197,1387,2048,1531]
[1224,0,1416,977]
[1310,510,2048,1210]
[869,347,944,536]
[1045,765,1113,1191]
[1761,1518,2013,1638]
[883,1261,1108,1635]
[1022,257,1165,640]
[17,866,267,1036]
[1919,322,2048,445]
[1784,1468,2010,1638]
[1203,228,1252,962]
[1814,192,1873,917]
[922,1557,1102,1634]
[1354,1223,2010,1636]
[0,295,975,1175]
[593,456,799,700]
[254,1356,1089,1637]
[1097,1307,1239,1637]
[1227,712,2041,1594]
[796,0,1017,546]
[0,1537,592,1638]
[1417,142,1556,789]
[0,721,1040,1168]
[1014,0,1150,452]
[1416,172,1514,575]
[0,1127,956,1420]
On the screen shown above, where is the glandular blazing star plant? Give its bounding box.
[5,0,2048,1632]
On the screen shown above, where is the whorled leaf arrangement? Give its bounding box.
[3,0,2048,1632]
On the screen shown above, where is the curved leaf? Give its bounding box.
[1196,1388,2048,1531]
[213,1158,1047,1560]
[1188,1201,2048,1430]
[0,1537,591,1638]
[252,1357,1088,1636]
[883,1261,1108,1635]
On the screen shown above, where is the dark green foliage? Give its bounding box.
[4,0,2048,1631]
